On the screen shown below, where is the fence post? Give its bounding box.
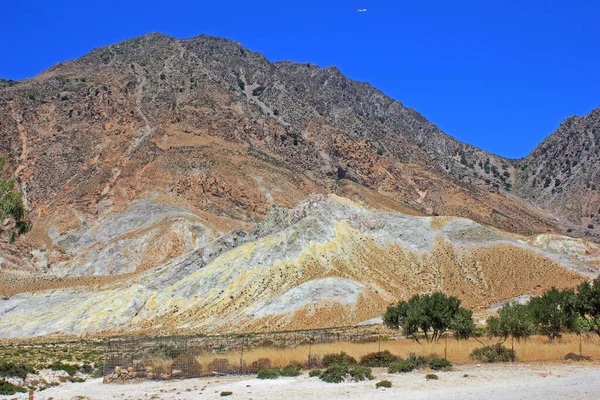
[240,337,245,374]
[444,334,448,360]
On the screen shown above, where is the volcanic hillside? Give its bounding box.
[0,33,598,337]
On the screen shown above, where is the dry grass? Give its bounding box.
[143,356,174,373]
[194,335,600,369]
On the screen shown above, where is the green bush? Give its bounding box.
[220,391,233,397]
[425,373,439,380]
[0,362,36,379]
[388,360,415,373]
[407,353,428,369]
[359,351,398,367]
[280,364,301,377]
[0,379,27,395]
[349,366,373,381]
[257,369,280,379]
[252,86,266,96]
[48,362,77,376]
[470,344,516,363]
[320,363,349,383]
[322,352,356,367]
[429,358,452,371]
[376,380,392,388]
[309,369,323,378]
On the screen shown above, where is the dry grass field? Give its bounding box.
[194,334,600,368]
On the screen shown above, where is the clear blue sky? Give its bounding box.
[1,1,599,159]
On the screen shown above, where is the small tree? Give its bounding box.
[487,302,534,343]
[528,288,578,341]
[575,278,600,337]
[0,157,31,242]
[486,302,533,359]
[384,292,474,343]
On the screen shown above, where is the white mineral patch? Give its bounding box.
[248,278,365,317]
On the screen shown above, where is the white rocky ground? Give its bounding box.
[5,363,599,400]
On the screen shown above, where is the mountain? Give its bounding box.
[514,109,600,237]
[0,33,598,337]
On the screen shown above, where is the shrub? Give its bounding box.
[322,352,356,367]
[407,353,428,369]
[0,362,36,379]
[429,358,452,371]
[280,364,301,377]
[273,109,280,116]
[425,373,439,380]
[320,363,349,384]
[0,379,27,395]
[376,380,392,388]
[257,369,280,379]
[349,366,373,381]
[48,362,77,376]
[221,391,233,396]
[309,369,323,378]
[252,86,266,96]
[565,353,592,361]
[359,351,398,367]
[470,344,516,363]
[388,360,415,373]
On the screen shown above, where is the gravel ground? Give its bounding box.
[5,363,600,400]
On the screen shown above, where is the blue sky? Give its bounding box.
[1,1,599,158]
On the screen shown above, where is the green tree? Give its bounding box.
[575,278,600,337]
[528,288,578,341]
[487,302,534,343]
[384,292,474,343]
[0,157,31,242]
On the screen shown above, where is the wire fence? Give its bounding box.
[103,327,382,383]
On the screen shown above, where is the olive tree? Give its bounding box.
[383,292,475,343]
[575,278,600,337]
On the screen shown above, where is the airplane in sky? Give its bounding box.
[357,8,367,12]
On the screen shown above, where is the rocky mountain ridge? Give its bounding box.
[0,32,598,337]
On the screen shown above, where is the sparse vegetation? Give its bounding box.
[388,360,415,373]
[0,362,36,379]
[320,363,348,383]
[428,358,452,371]
[322,352,356,367]
[0,379,27,395]
[280,364,301,377]
[565,352,592,361]
[257,369,280,379]
[0,157,32,242]
[376,379,392,388]
[359,351,398,367]
[309,369,323,378]
[470,344,516,363]
[48,361,77,376]
[348,366,373,381]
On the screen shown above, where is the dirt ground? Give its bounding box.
[6,362,599,400]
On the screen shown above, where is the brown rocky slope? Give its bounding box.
[0,33,598,337]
